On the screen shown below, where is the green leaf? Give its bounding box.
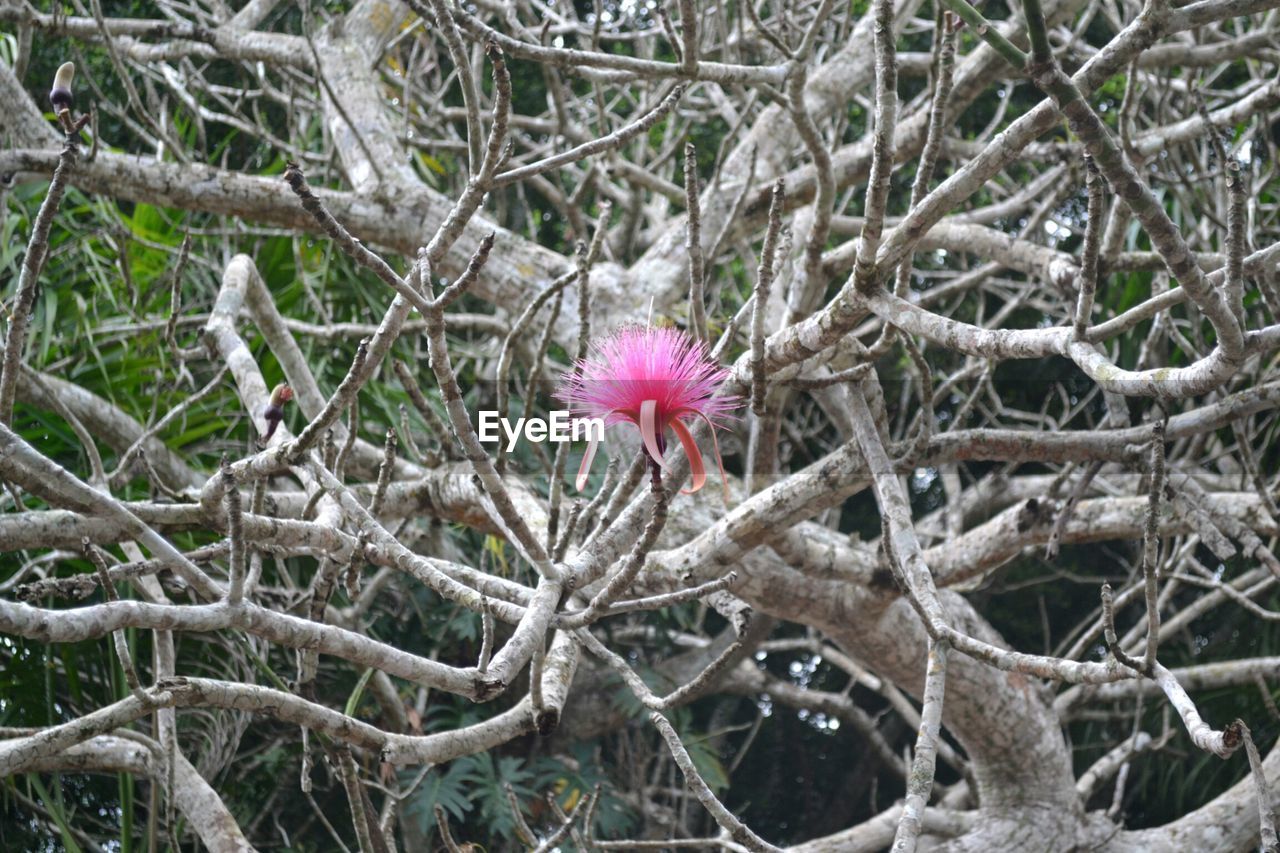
[28,775,84,853]
[407,758,483,834]
[345,667,376,717]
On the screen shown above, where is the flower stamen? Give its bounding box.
[558,326,739,498]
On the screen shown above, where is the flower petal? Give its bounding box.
[639,399,669,469]
[677,409,732,504]
[575,433,601,492]
[669,418,706,494]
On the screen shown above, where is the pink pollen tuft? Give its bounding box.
[557,326,739,496]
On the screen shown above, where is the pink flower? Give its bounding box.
[558,325,738,495]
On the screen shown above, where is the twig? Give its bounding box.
[657,5,684,64]
[576,627,739,711]
[505,783,537,846]
[478,600,495,674]
[0,110,87,424]
[334,396,359,483]
[495,273,573,469]
[750,179,785,416]
[1257,674,1280,722]
[1238,721,1279,852]
[574,456,619,544]
[1225,157,1248,324]
[1024,0,1053,63]
[290,339,369,462]
[529,634,547,722]
[938,0,1028,68]
[678,0,698,74]
[420,241,558,579]
[1045,460,1103,560]
[1152,663,1243,759]
[343,533,366,600]
[1100,582,1146,675]
[429,232,496,310]
[650,712,779,852]
[434,803,464,853]
[108,366,229,486]
[532,789,594,853]
[561,481,671,628]
[1140,419,1165,670]
[659,638,746,709]
[369,428,398,518]
[394,359,458,460]
[1074,157,1104,339]
[83,540,144,695]
[19,368,105,487]
[853,0,900,289]
[1232,419,1280,525]
[743,0,790,58]
[418,0,484,176]
[553,500,585,561]
[891,638,949,853]
[783,365,873,390]
[492,87,683,187]
[397,403,432,465]
[336,746,379,853]
[685,141,708,344]
[894,11,956,304]
[222,458,246,605]
[283,163,432,315]
[162,234,195,359]
[784,60,834,320]
[561,571,738,620]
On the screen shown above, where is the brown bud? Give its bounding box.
[49,62,75,112]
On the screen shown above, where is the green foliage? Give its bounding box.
[534,743,637,838]
[408,758,486,828]
[672,715,730,794]
[26,776,83,853]
[404,753,536,845]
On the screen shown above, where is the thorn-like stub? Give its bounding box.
[1016,497,1047,532]
[1223,719,1245,754]
[868,562,898,592]
[283,162,310,197]
[535,708,560,736]
[49,61,75,112]
[472,675,505,702]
